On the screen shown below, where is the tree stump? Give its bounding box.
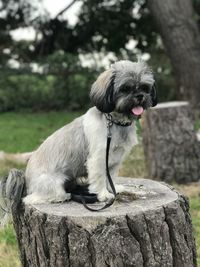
[12,176,196,267]
[142,101,200,183]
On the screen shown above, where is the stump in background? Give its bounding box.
[12,176,197,267]
[142,101,200,183]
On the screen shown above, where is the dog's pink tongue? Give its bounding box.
[132,106,144,116]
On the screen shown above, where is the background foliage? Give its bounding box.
[0,1,200,265]
[2,0,199,112]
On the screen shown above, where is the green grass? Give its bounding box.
[0,111,82,153]
[120,144,147,178]
[0,111,199,266]
[0,160,25,177]
[0,224,17,246]
[0,225,21,267]
[196,121,200,131]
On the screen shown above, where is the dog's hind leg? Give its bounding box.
[23,173,71,204]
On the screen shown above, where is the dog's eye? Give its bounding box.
[140,84,150,93]
[121,85,132,93]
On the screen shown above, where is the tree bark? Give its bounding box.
[142,101,200,183]
[12,176,197,267]
[148,0,200,113]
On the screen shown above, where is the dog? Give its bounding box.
[0,60,157,212]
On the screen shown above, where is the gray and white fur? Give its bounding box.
[0,60,156,222]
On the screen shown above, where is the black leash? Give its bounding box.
[71,114,117,212]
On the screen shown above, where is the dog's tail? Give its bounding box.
[0,169,25,227]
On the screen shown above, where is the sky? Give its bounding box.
[10,0,82,41]
[42,0,82,24]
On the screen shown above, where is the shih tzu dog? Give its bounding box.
[21,60,156,205]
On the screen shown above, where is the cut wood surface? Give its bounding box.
[142,101,200,183]
[12,176,197,267]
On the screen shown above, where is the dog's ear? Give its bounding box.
[151,83,157,107]
[90,69,115,113]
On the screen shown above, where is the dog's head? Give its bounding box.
[90,60,157,117]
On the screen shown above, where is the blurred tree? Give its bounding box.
[35,0,153,56]
[0,0,95,111]
[148,0,200,113]
[33,0,176,103]
[0,0,40,68]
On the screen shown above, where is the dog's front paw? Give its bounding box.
[114,184,125,194]
[98,189,115,202]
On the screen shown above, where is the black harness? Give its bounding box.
[71,113,132,212]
